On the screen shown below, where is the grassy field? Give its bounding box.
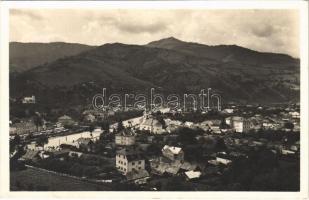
[10,167,111,191]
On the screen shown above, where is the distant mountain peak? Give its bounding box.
[160,36,183,42]
[147,36,185,47]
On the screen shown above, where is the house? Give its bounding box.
[184,121,194,128]
[149,156,197,176]
[84,114,96,123]
[149,157,170,175]
[289,111,300,119]
[68,151,83,158]
[281,149,295,155]
[165,163,182,175]
[115,129,136,146]
[57,115,75,126]
[225,116,252,133]
[73,138,95,152]
[126,169,150,185]
[150,156,183,176]
[199,120,221,132]
[19,150,40,162]
[10,120,37,135]
[216,154,232,165]
[162,145,184,162]
[165,119,182,126]
[221,108,234,114]
[166,124,180,133]
[139,114,165,134]
[184,170,202,181]
[26,142,44,151]
[115,148,145,175]
[22,95,35,104]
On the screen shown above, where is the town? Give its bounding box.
[9,94,300,191]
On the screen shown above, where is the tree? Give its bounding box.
[215,137,227,151]
[219,118,230,129]
[33,113,44,132]
[157,116,166,129]
[11,135,21,149]
[117,120,124,132]
[176,127,198,145]
[36,134,48,149]
[88,124,95,137]
[100,120,110,132]
[284,122,294,131]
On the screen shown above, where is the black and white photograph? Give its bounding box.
[0,1,308,197]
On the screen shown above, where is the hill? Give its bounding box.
[9,42,95,73]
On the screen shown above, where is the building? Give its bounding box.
[57,115,75,126]
[115,129,136,146]
[216,154,232,165]
[22,95,36,104]
[289,111,300,119]
[115,148,145,175]
[199,120,221,132]
[19,150,40,162]
[221,108,234,114]
[184,170,202,181]
[10,120,37,135]
[83,114,96,123]
[161,145,184,162]
[73,138,95,152]
[139,114,165,134]
[225,116,252,133]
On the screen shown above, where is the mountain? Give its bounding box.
[10,38,300,106]
[147,37,299,66]
[9,42,96,73]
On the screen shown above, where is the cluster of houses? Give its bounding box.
[149,145,203,180]
[113,107,300,136]
[10,103,301,188]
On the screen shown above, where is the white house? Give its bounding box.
[22,95,36,104]
[139,114,165,134]
[162,145,184,162]
[115,148,145,175]
[185,170,202,180]
[289,111,300,119]
[216,155,232,165]
[226,116,252,133]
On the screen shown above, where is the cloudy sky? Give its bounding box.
[10,9,299,57]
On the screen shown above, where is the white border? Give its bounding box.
[0,1,308,200]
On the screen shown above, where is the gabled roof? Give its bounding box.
[20,150,40,161]
[162,145,182,155]
[58,115,73,120]
[117,148,144,162]
[185,170,202,179]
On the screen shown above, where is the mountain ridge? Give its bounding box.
[10,38,300,105]
[10,42,96,73]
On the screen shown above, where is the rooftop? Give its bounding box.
[162,145,182,155]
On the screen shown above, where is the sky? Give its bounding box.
[10,9,300,57]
